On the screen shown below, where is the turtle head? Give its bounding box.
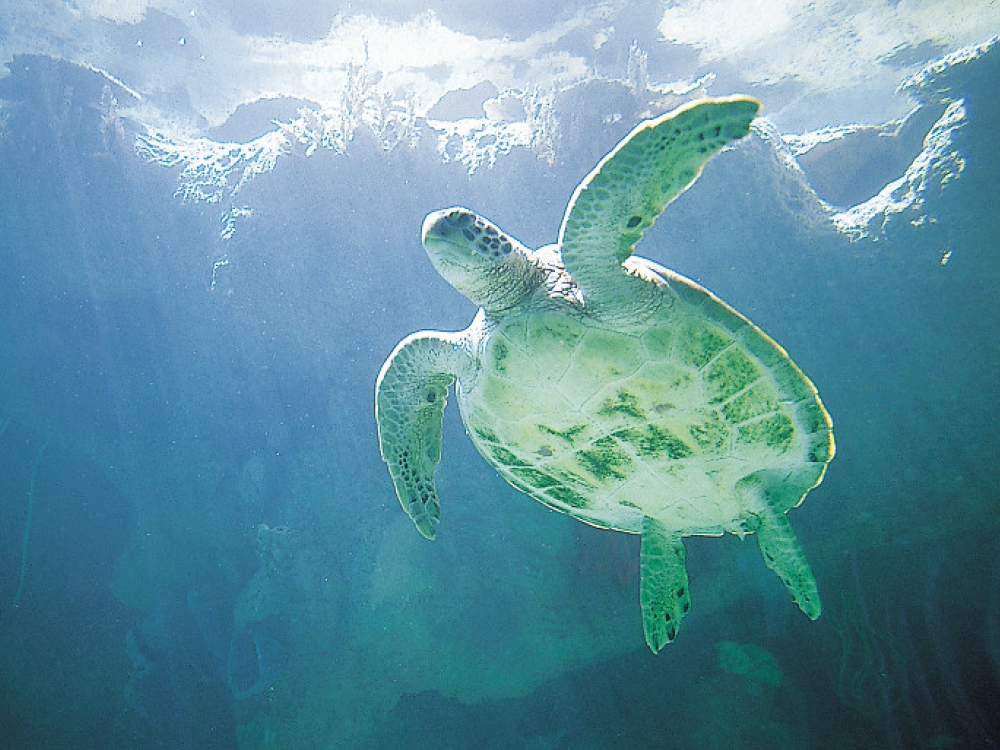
[422,207,544,315]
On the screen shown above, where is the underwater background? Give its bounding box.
[1,2,998,748]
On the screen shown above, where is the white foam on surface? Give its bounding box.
[1,4,992,241]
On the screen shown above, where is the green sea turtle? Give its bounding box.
[375,96,834,652]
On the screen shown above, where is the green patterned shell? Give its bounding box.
[459,268,833,537]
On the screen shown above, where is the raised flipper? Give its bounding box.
[741,477,822,619]
[559,96,760,310]
[639,516,692,652]
[375,331,473,539]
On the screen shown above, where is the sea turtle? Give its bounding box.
[375,96,834,652]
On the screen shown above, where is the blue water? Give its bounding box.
[1,10,998,750]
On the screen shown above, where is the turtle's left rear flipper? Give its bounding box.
[639,516,692,652]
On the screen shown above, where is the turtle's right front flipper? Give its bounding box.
[375,331,472,540]
[559,96,760,310]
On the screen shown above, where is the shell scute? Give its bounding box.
[720,381,779,424]
[685,408,729,454]
[639,324,676,359]
[675,318,732,368]
[615,424,693,460]
[560,328,644,405]
[578,435,634,482]
[736,413,795,452]
[705,346,762,403]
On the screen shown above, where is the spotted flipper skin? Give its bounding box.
[740,474,822,619]
[559,96,760,308]
[639,516,692,652]
[375,332,471,539]
[753,505,821,619]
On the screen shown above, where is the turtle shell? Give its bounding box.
[458,262,834,536]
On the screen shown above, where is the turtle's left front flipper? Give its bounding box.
[375,331,473,540]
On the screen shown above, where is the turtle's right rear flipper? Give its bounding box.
[740,475,822,620]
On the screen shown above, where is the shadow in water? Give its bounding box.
[831,544,1000,749]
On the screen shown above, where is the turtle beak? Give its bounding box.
[422,207,516,263]
[420,207,539,314]
[422,207,478,248]
[421,207,491,301]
